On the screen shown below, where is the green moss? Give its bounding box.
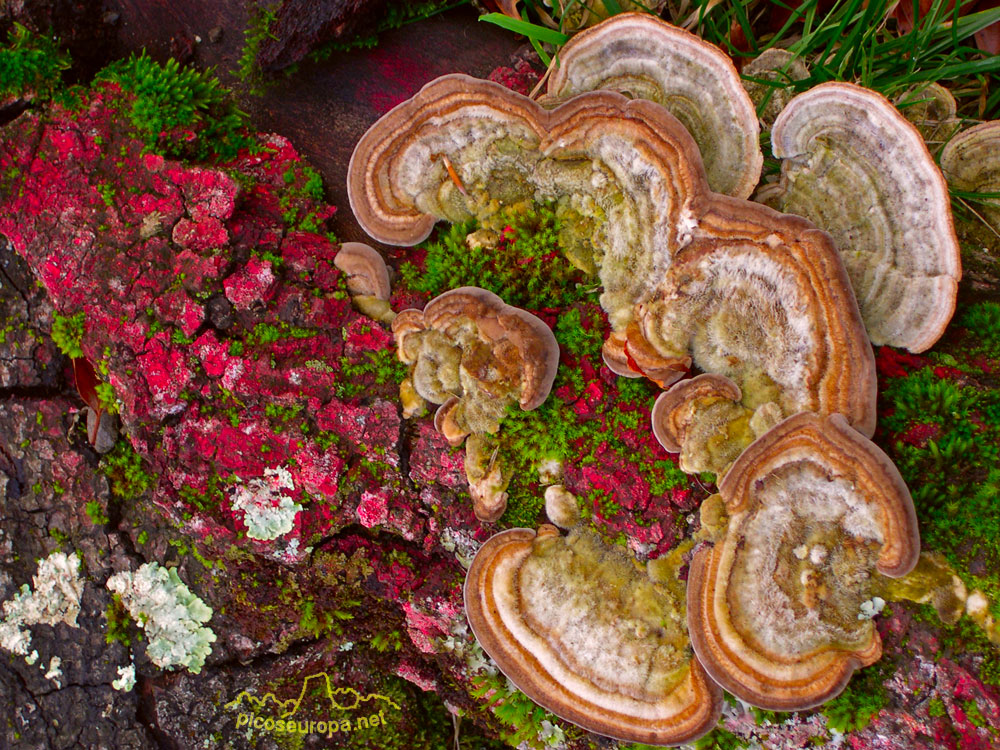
[95,381,119,414]
[882,368,974,431]
[333,349,407,400]
[693,728,749,749]
[100,440,156,500]
[553,306,603,359]
[0,23,70,100]
[84,500,110,525]
[883,368,1000,606]
[278,164,327,231]
[820,662,890,734]
[963,700,986,727]
[470,672,572,749]
[179,470,225,512]
[370,630,403,653]
[236,1,280,96]
[960,301,1000,355]
[51,311,85,358]
[97,52,255,161]
[104,594,135,647]
[400,203,594,310]
[246,321,315,345]
[48,528,70,548]
[928,697,947,717]
[170,328,196,346]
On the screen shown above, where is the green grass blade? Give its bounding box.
[602,0,624,14]
[479,13,570,46]
[891,54,1000,83]
[950,189,1000,200]
[730,0,759,55]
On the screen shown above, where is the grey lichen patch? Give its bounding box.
[0,551,84,683]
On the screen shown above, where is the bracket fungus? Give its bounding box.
[651,374,781,476]
[392,287,558,521]
[686,413,920,711]
[348,68,876,406]
[545,12,762,199]
[333,241,393,322]
[740,49,810,128]
[348,73,711,333]
[940,120,1000,230]
[465,525,722,745]
[765,82,962,353]
[898,83,962,148]
[636,203,877,475]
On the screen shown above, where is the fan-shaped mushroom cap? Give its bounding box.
[334,242,391,300]
[635,200,877,474]
[622,320,690,389]
[348,73,711,331]
[395,287,559,434]
[422,287,559,412]
[391,308,426,363]
[434,396,469,447]
[687,413,920,710]
[601,330,643,378]
[767,82,962,352]
[898,83,961,147]
[546,12,762,198]
[465,525,722,745]
[940,120,1000,230]
[741,49,810,127]
[652,374,741,454]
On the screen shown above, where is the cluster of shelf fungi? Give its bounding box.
[330,12,993,746]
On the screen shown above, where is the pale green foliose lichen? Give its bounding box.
[0,552,84,670]
[106,562,216,673]
[230,465,302,541]
[113,663,137,691]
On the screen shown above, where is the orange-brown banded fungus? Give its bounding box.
[392,287,558,521]
[546,12,762,199]
[465,525,722,745]
[637,202,877,475]
[348,73,710,333]
[687,413,920,710]
[766,82,961,353]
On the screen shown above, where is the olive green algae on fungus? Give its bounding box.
[465,525,722,746]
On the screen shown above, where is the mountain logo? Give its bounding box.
[226,672,400,716]
[226,672,401,738]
